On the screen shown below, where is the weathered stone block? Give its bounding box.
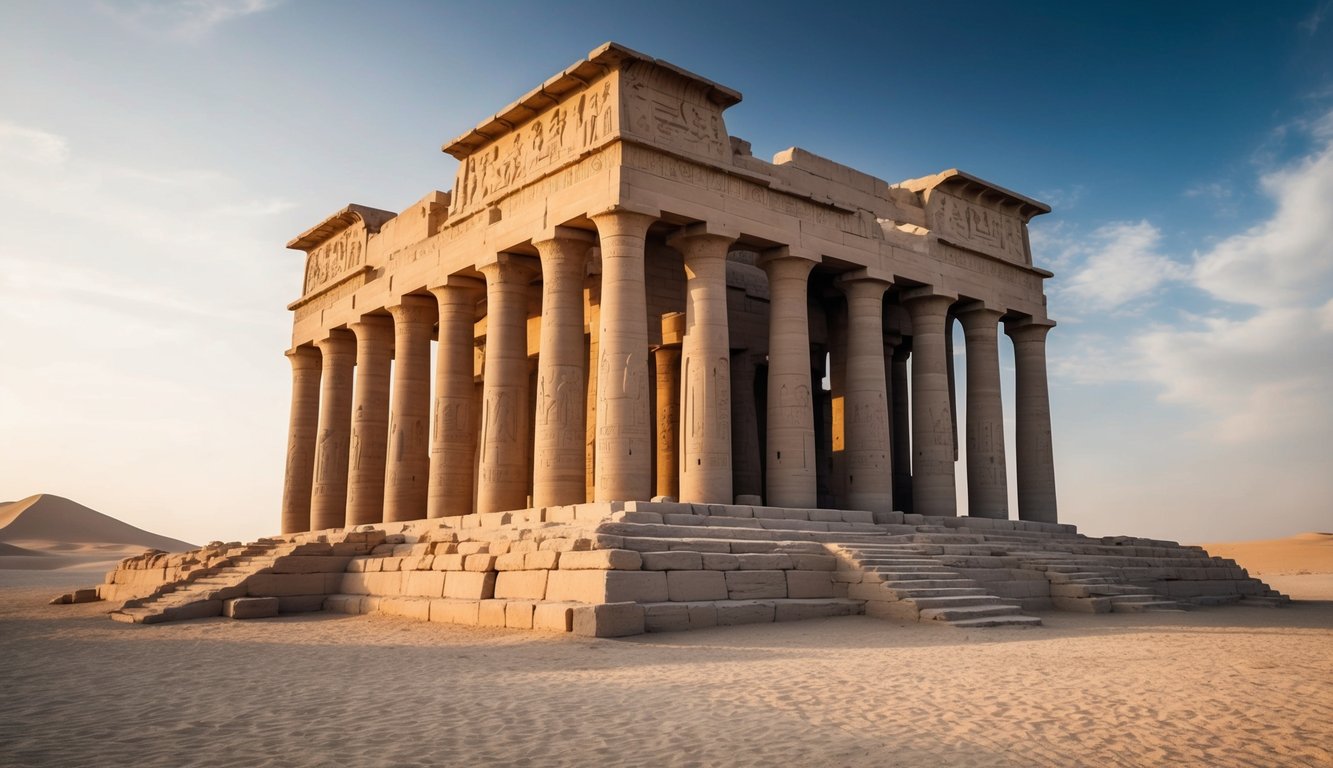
[715,600,776,625]
[270,555,353,574]
[644,603,691,632]
[247,573,327,597]
[700,552,740,570]
[687,602,718,628]
[443,571,497,600]
[572,601,645,637]
[494,552,527,571]
[774,599,861,621]
[791,554,837,571]
[403,570,446,598]
[558,549,642,570]
[494,570,549,600]
[524,550,560,570]
[725,570,788,600]
[430,598,480,625]
[533,602,574,632]
[464,554,497,572]
[505,601,536,629]
[545,570,668,603]
[380,596,431,621]
[785,570,835,598]
[641,551,702,570]
[433,554,465,571]
[667,570,728,601]
[223,597,278,619]
[478,599,508,626]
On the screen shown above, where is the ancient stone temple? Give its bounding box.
[93,44,1286,633]
[280,42,1057,532]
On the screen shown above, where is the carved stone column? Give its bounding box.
[589,209,656,503]
[838,275,892,514]
[383,295,435,523]
[428,277,483,518]
[532,229,594,508]
[1007,319,1058,523]
[584,270,600,503]
[344,315,393,527]
[902,289,957,517]
[477,255,537,514]
[758,250,818,508]
[309,330,355,530]
[889,338,913,513]
[280,345,321,534]
[654,313,684,500]
[958,303,1009,519]
[669,226,734,504]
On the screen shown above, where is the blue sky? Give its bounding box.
[1,1,1330,545]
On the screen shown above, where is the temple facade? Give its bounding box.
[278,42,1058,535]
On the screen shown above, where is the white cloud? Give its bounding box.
[96,0,283,40]
[1060,221,1189,312]
[0,122,70,165]
[1193,140,1333,308]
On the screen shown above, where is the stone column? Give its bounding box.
[584,268,600,502]
[589,209,656,503]
[477,255,537,514]
[902,289,957,517]
[344,315,393,527]
[280,346,321,534]
[1007,319,1058,523]
[838,275,893,514]
[889,339,913,513]
[827,298,848,507]
[758,250,818,508]
[383,296,435,523]
[428,277,483,518]
[957,303,1009,519]
[668,226,734,504]
[309,330,355,530]
[654,313,684,500]
[532,230,595,508]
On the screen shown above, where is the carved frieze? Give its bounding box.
[620,60,728,162]
[928,191,1028,265]
[303,226,367,296]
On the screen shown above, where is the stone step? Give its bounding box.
[918,604,1027,621]
[1051,596,1113,614]
[879,578,977,590]
[887,587,990,599]
[867,570,959,580]
[948,615,1044,628]
[1111,600,1185,613]
[908,595,1017,610]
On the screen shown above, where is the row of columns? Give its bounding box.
[281,209,1058,533]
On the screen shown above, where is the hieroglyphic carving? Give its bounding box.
[621,60,727,161]
[933,243,1043,294]
[303,226,365,296]
[930,192,1027,264]
[453,80,615,214]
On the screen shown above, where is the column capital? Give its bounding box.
[387,294,438,325]
[348,313,394,334]
[476,252,539,280]
[1005,316,1057,341]
[757,245,820,269]
[315,328,356,354]
[532,225,598,249]
[666,220,740,249]
[835,271,892,297]
[428,273,485,294]
[589,207,658,240]
[286,345,321,370]
[900,285,958,305]
[954,301,1006,333]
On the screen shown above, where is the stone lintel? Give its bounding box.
[443,41,742,161]
[899,285,959,304]
[287,204,397,252]
[953,298,1007,316]
[899,169,1051,222]
[666,220,740,248]
[286,266,372,311]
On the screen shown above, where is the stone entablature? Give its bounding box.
[278,42,1060,538]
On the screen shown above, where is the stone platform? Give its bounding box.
[88,503,1287,636]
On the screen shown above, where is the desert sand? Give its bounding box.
[1199,532,1333,601]
[0,494,193,572]
[1,503,1329,767]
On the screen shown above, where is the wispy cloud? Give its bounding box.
[1299,0,1332,35]
[0,121,70,165]
[96,0,283,40]
[1059,221,1190,312]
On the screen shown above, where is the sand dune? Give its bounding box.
[1198,531,1333,575]
[0,494,193,571]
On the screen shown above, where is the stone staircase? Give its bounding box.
[834,541,1042,628]
[110,541,286,624]
[1017,553,1188,613]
